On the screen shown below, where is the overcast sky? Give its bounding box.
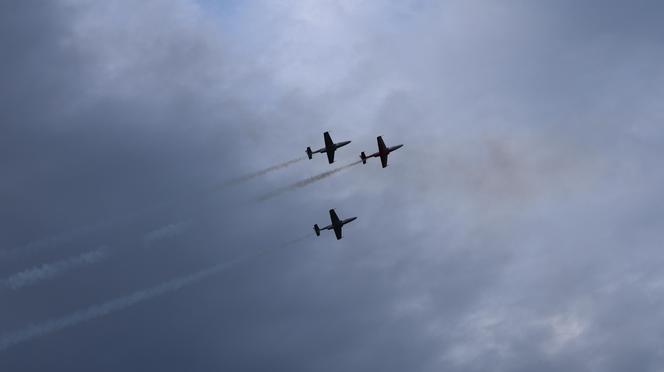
[1,1,664,371]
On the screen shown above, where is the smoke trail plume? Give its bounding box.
[214,156,306,189]
[1,157,305,261]
[0,211,147,262]
[143,220,192,247]
[0,236,308,352]
[0,223,112,261]
[2,247,108,291]
[280,233,314,247]
[257,160,362,201]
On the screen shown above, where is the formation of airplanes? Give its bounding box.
[306,131,403,168]
[307,131,403,240]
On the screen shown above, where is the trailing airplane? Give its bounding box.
[360,136,404,168]
[314,209,357,240]
[306,131,351,164]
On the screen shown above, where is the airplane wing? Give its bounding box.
[377,136,387,153]
[377,137,389,167]
[329,209,341,225]
[326,148,335,163]
[380,153,388,168]
[324,132,335,163]
[333,225,343,240]
[324,132,334,149]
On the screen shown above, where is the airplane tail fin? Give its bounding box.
[313,224,320,236]
[306,147,313,159]
[360,152,367,164]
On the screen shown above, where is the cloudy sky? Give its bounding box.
[1,0,664,370]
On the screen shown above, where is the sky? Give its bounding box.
[1,0,664,370]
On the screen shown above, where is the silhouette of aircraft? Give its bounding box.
[306,131,351,164]
[314,209,357,240]
[360,136,403,168]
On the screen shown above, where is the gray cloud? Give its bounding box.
[1,0,663,371]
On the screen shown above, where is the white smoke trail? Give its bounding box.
[0,256,248,352]
[0,157,305,261]
[278,233,315,247]
[143,220,192,247]
[2,247,108,291]
[257,160,362,201]
[0,222,113,261]
[0,235,311,352]
[214,156,306,189]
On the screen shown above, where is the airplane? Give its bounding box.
[314,209,357,240]
[360,136,404,168]
[306,131,351,164]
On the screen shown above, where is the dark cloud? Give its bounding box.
[1,1,664,371]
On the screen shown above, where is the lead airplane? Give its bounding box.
[314,209,357,240]
[306,131,351,164]
[360,136,404,168]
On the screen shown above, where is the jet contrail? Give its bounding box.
[257,160,362,201]
[279,233,315,247]
[0,252,256,352]
[2,247,108,291]
[0,157,305,261]
[0,222,113,261]
[143,220,192,247]
[214,156,306,189]
[0,235,310,352]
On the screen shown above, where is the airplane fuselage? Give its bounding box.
[333,141,351,151]
[339,216,357,227]
[327,216,357,231]
[315,140,350,154]
[384,144,403,156]
[371,145,402,158]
